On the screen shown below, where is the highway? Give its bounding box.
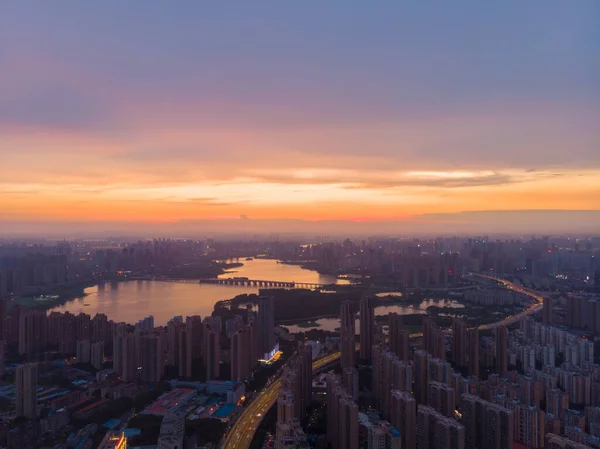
[222,274,545,448]
[472,273,544,330]
[222,352,342,449]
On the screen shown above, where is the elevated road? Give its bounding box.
[471,273,544,330]
[222,352,342,449]
[222,274,545,448]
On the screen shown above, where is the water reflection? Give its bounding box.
[282,299,464,333]
[52,258,349,325]
[218,258,350,285]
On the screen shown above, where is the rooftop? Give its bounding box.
[142,388,195,416]
[214,404,235,418]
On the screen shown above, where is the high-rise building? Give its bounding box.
[275,389,295,449]
[414,349,430,405]
[326,374,359,449]
[359,296,374,361]
[136,315,154,331]
[257,296,276,359]
[423,316,432,354]
[76,313,91,341]
[417,405,465,449]
[231,325,254,381]
[97,431,127,449]
[8,304,23,347]
[276,348,313,449]
[467,328,480,378]
[279,343,312,420]
[423,316,445,360]
[113,325,137,382]
[514,405,545,449]
[343,367,359,402]
[428,381,455,417]
[389,355,412,413]
[47,311,61,347]
[390,390,416,449]
[277,389,295,424]
[564,409,585,432]
[18,309,47,357]
[546,389,569,420]
[57,312,77,355]
[121,333,137,382]
[461,394,513,449]
[372,344,384,407]
[178,327,189,378]
[16,363,38,418]
[91,341,104,370]
[140,331,164,383]
[389,313,409,362]
[543,297,553,324]
[372,345,412,416]
[340,301,356,369]
[428,356,453,385]
[452,318,468,368]
[495,326,508,378]
[112,323,127,374]
[0,297,7,341]
[166,319,183,371]
[297,343,313,415]
[185,315,203,376]
[203,320,220,380]
[91,313,109,344]
[76,340,91,364]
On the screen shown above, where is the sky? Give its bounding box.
[1,1,599,234]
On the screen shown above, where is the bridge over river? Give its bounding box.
[199,277,327,289]
[128,276,327,289]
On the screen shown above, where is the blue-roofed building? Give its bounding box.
[123,428,142,438]
[206,380,237,395]
[214,404,235,419]
[103,418,121,429]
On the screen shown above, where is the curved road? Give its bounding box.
[472,273,544,330]
[222,274,544,448]
[222,352,342,449]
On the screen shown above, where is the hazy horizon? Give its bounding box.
[2,210,599,239]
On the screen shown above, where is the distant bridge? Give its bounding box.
[128,276,327,289]
[199,278,326,289]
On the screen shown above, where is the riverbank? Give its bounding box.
[276,314,338,325]
[10,281,94,311]
[12,261,244,312]
[276,259,344,277]
[294,320,322,328]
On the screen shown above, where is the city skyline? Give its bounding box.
[1,1,599,233]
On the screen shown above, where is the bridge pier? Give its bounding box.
[199,277,325,289]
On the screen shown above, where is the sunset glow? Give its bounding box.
[1,2,599,232]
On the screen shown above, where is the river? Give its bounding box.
[51,258,350,325]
